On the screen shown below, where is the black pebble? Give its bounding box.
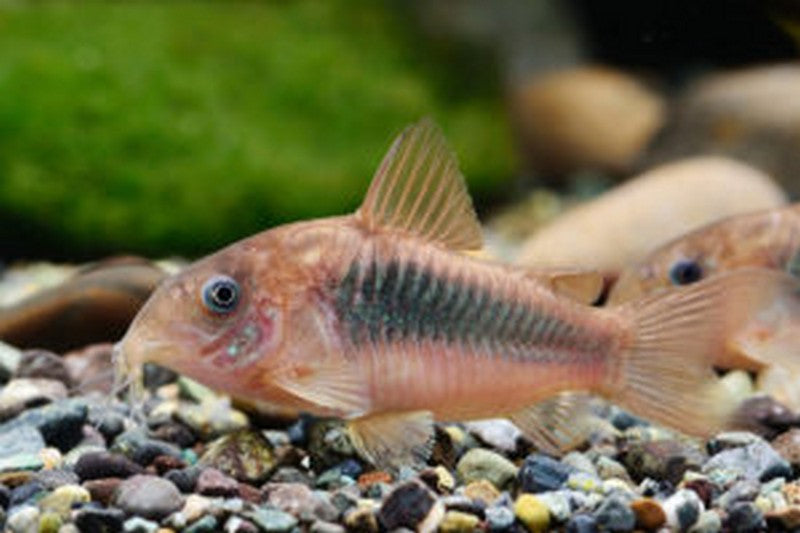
[760,460,793,482]
[725,502,765,533]
[0,484,9,509]
[112,428,182,466]
[142,363,178,389]
[287,415,312,446]
[74,451,145,481]
[517,453,575,493]
[0,399,88,452]
[74,506,125,533]
[87,409,127,443]
[566,514,599,533]
[674,498,700,531]
[610,410,647,431]
[148,421,197,448]
[164,465,203,493]
[37,402,88,451]
[337,458,363,479]
[594,495,636,532]
[377,481,437,530]
[132,442,181,466]
[9,481,44,508]
[730,396,800,440]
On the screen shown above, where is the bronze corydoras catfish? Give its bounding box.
[116,119,788,466]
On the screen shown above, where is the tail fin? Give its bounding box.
[609,268,798,437]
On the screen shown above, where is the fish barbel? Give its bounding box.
[116,119,791,466]
[609,204,800,408]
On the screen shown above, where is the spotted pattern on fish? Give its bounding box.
[333,255,606,361]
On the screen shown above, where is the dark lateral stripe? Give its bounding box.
[361,259,378,303]
[333,257,596,357]
[337,261,364,345]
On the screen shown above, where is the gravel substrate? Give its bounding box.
[1,341,800,533]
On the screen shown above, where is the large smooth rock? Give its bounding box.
[512,65,665,177]
[0,260,166,352]
[516,156,785,273]
[646,64,800,197]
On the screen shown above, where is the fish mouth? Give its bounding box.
[112,334,178,402]
[115,335,175,367]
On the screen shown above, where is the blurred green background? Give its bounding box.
[0,1,514,260]
[2,1,796,262]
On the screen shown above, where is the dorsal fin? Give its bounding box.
[521,267,606,305]
[355,118,483,251]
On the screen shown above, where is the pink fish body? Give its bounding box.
[610,204,800,305]
[609,204,800,408]
[117,120,788,465]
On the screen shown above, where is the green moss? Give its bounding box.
[0,2,514,259]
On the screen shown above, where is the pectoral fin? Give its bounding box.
[757,365,800,410]
[745,326,800,410]
[347,411,435,469]
[274,361,371,417]
[723,284,800,375]
[724,336,770,372]
[273,307,371,417]
[509,392,593,455]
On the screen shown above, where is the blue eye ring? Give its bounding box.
[669,260,703,286]
[202,275,240,314]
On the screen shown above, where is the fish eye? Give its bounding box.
[668,260,703,286]
[202,275,240,314]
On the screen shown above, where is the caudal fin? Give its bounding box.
[610,268,798,437]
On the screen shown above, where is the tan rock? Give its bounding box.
[512,65,665,177]
[463,479,501,505]
[783,481,800,505]
[516,157,786,273]
[772,429,800,467]
[646,63,800,196]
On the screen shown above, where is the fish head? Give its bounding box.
[609,208,799,304]
[610,242,708,303]
[115,225,320,394]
